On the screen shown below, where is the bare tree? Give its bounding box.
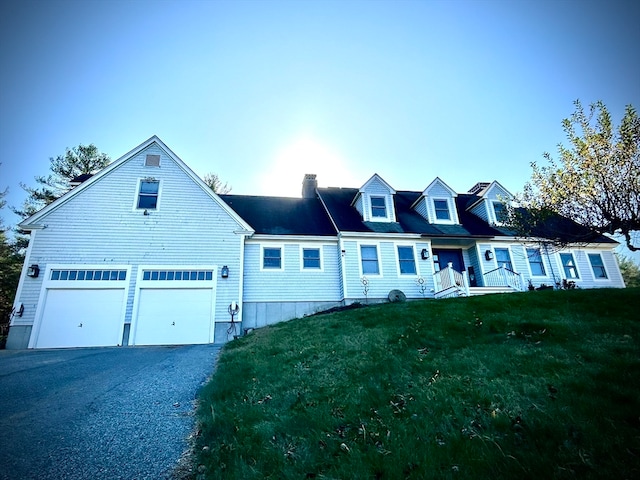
[203,173,232,194]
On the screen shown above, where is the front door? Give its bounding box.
[433,249,465,273]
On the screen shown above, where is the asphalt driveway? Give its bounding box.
[0,344,221,480]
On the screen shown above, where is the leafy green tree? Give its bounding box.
[511,100,640,251]
[13,144,111,220]
[1,184,24,344]
[203,172,232,194]
[617,255,640,288]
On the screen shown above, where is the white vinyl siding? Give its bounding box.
[15,142,245,339]
[243,242,341,302]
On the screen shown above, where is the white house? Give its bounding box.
[7,137,625,349]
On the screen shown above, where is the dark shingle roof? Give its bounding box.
[317,189,502,237]
[219,195,336,236]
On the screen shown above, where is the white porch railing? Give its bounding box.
[482,265,524,291]
[433,262,470,298]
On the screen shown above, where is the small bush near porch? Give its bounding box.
[194,288,640,479]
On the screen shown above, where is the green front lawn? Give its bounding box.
[194,288,640,479]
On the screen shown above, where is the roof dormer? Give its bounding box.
[411,177,460,224]
[466,181,513,225]
[351,174,397,222]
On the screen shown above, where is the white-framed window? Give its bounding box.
[559,252,580,279]
[397,245,417,275]
[370,196,387,218]
[495,247,513,271]
[492,201,507,224]
[588,253,608,279]
[136,179,160,210]
[433,199,451,220]
[262,246,283,270]
[526,248,546,276]
[302,247,322,270]
[360,244,380,275]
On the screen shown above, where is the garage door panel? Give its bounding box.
[36,289,125,349]
[134,288,213,346]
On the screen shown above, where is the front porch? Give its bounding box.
[433,262,524,299]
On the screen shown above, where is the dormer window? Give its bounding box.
[371,196,387,218]
[433,199,451,220]
[493,201,507,223]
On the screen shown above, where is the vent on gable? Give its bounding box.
[468,182,490,195]
[145,154,160,167]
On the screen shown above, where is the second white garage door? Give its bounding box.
[133,288,214,345]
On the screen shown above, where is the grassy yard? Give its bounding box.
[194,289,640,479]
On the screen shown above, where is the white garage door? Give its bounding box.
[35,288,126,349]
[131,267,217,346]
[134,289,213,345]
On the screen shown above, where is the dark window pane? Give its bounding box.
[434,200,450,220]
[263,248,282,269]
[77,271,86,280]
[51,271,60,280]
[118,270,126,280]
[371,196,386,217]
[205,271,213,281]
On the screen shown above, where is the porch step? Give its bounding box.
[468,286,514,296]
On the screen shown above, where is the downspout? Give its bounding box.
[339,233,348,302]
[237,231,250,334]
[542,242,559,286]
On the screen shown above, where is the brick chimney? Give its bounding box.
[302,174,318,198]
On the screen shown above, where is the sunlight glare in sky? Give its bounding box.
[260,135,361,197]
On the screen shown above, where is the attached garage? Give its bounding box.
[29,267,130,349]
[130,267,217,346]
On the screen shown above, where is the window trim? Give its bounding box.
[492,201,507,225]
[525,247,547,277]
[261,245,284,271]
[587,252,608,280]
[359,243,381,276]
[369,195,389,221]
[494,247,514,272]
[432,197,457,224]
[559,252,581,280]
[134,178,161,211]
[396,244,417,276]
[300,246,323,271]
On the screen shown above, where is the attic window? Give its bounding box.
[433,199,451,220]
[371,196,387,218]
[145,154,160,167]
[137,180,159,209]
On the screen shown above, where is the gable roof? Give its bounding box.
[219,195,336,236]
[19,136,253,233]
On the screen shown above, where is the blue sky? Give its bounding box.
[1,0,639,253]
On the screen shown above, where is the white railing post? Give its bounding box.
[462,271,470,296]
[447,262,455,289]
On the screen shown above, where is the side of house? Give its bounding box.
[7,136,253,349]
